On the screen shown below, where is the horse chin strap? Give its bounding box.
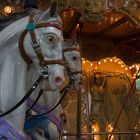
[19,16,64,78]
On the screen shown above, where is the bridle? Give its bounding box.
[19,16,64,78]
[63,45,82,76]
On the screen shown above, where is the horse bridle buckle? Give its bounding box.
[38,66,50,78]
[32,42,41,52]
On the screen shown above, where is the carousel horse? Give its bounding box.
[25,36,82,140]
[0,2,64,140]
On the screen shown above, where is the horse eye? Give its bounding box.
[46,36,56,44]
[48,37,53,42]
[43,33,58,45]
[72,56,77,61]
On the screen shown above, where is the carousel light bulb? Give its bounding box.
[110,127,113,131]
[114,59,117,62]
[133,76,136,79]
[4,6,12,14]
[103,59,107,62]
[83,61,85,64]
[90,63,93,66]
[98,61,101,65]
[121,65,124,68]
[129,66,132,69]
[94,136,97,140]
[136,65,139,70]
[95,66,98,69]
[111,135,114,140]
[110,59,113,62]
[76,24,79,28]
[125,67,128,70]
[132,65,135,68]
[118,61,121,64]
[108,124,113,132]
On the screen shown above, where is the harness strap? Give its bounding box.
[26,89,44,113]
[29,16,46,66]
[71,70,82,75]
[19,29,32,64]
[0,76,42,118]
[63,47,80,52]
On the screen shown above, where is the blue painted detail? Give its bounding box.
[24,116,50,139]
[26,23,35,31]
[24,116,47,130]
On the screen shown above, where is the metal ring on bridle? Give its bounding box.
[38,66,50,78]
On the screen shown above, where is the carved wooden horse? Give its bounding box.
[0,2,64,140]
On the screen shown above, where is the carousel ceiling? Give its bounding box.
[56,0,140,66]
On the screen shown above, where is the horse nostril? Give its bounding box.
[55,77,63,86]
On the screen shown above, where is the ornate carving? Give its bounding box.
[58,0,140,25]
[83,0,106,22]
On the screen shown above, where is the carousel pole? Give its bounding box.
[76,21,83,139]
[63,10,82,139]
[77,87,82,138]
[76,23,82,140]
[87,69,92,140]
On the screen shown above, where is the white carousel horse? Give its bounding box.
[25,38,82,140]
[0,3,64,140]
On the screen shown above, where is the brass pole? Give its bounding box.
[77,88,82,138]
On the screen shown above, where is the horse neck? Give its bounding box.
[0,16,29,47]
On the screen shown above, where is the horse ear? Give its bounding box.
[50,1,57,17]
[36,1,58,23]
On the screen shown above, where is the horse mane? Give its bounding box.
[0,8,42,31]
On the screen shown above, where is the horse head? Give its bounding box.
[21,2,64,91]
[63,37,82,90]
